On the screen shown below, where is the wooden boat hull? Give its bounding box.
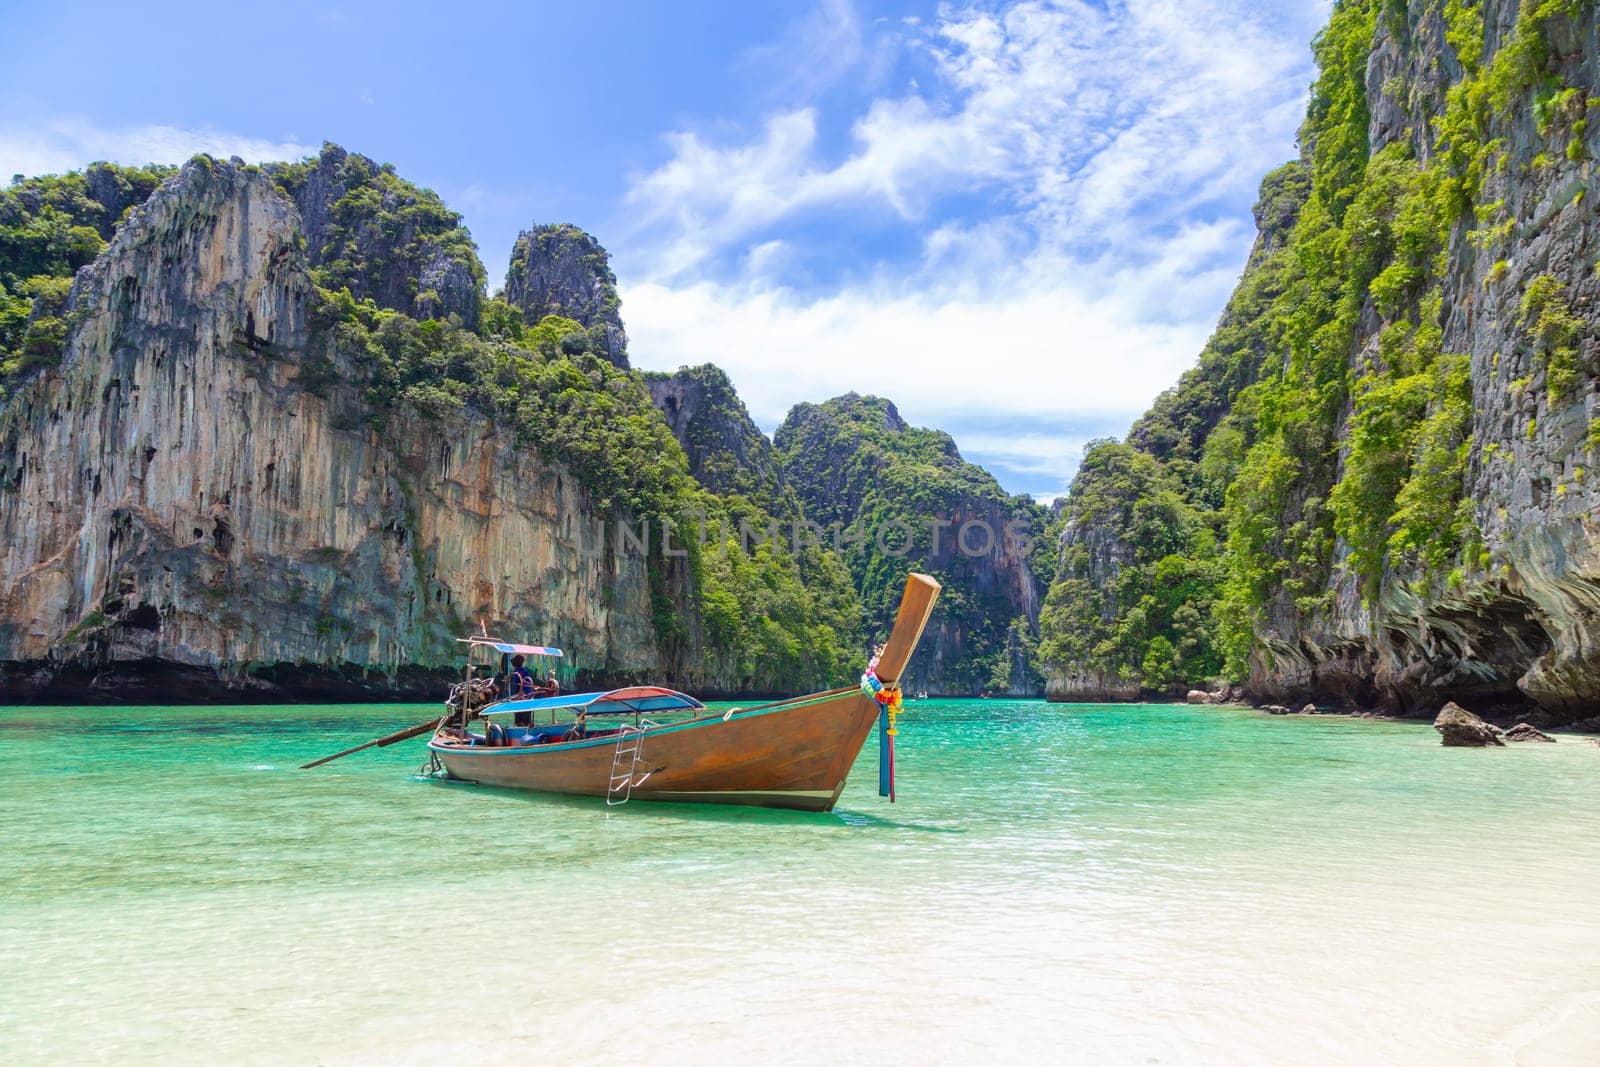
[432,688,882,811]
[430,572,941,812]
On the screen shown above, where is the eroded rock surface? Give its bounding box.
[504,224,628,367]
[1434,703,1506,747]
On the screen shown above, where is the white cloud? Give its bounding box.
[616,0,1330,494]
[623,263,1208,429]
[956,430,1110,478]
[0,118,312,180]
[738,0,877,104]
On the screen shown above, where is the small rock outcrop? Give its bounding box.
[1262,704,1291,715]
[1186,689,1210,704]
[1300,703,1319,715]
[1503,722,1556,743]
[504,224,628,367]
[1434,703,1506,747]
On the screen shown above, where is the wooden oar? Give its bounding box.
[300,717,441,769]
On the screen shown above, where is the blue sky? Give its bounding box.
[1,0,1330,499]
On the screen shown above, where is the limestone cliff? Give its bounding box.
[0,159,660,701]
[1040,163,1310,702]
[1263,0,1600,719]
[775,394,1048,696]
[504,224,628,367]
[644,364,795,516]
[1040,0,1600,725]
[267,143,485,328]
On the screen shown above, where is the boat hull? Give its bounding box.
[432,688,882,812]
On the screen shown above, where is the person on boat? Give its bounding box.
[509,655,538,698]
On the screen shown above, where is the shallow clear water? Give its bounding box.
[3,699,1598,1064]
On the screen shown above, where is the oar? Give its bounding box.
[300,717,441,769]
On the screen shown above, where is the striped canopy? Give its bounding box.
[479,686,705,717]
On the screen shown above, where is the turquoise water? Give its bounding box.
[3,700,1599,1064]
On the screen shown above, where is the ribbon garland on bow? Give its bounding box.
[861,644,904,801]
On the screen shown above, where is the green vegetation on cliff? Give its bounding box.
[689,491,863,692]
[1038,441,1226,691]
[0,163,173,391]
[643,364,801,518]
[776,394,1049,693]
[1040,0,1594,693]
[269,143,485,327]
[505,224,628,366]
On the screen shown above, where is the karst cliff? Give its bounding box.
[0,146,1047,701]
[1040,0,1600,725]
[0,160,663,701]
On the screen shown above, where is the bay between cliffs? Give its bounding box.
[3,700,1597,1064]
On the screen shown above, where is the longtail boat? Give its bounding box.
[420,572,940,811]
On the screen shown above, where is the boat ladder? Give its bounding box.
[607,726,649,806]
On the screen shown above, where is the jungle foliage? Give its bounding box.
[0,162,173,393]
[1039,0,1592,691]
[775,393,1052,693]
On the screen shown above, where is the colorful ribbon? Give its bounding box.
[861,645,903,801]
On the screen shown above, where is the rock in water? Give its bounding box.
[1433,703,1505,747]
[1300,703,1319,715]
[1262,704,1291,715]
[1503,722,1556,743]
[1186,690,1210,705]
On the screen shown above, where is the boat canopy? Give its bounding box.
[479,686,705,717]
[459,637,564,657]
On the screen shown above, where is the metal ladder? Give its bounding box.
[607,727,646,806]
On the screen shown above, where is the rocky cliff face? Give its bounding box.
[644,364,794,515]
[776,394,1047,696]
[266,143,484,328]
[504,224,628,367]
[1041,0,1600,724]
[1261,0,1600,719]
[0,159,660,701]
[1042,164,1309,702]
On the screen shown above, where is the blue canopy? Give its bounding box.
[479,686,706,718]
[460,637,564,657]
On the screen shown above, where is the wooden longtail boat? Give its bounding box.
[425,573,940,811]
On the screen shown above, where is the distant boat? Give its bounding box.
[912,690,929,701]
[421,574,941,811]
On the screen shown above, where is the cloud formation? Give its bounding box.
[0,118,311,181]
[618,0,1331,497]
